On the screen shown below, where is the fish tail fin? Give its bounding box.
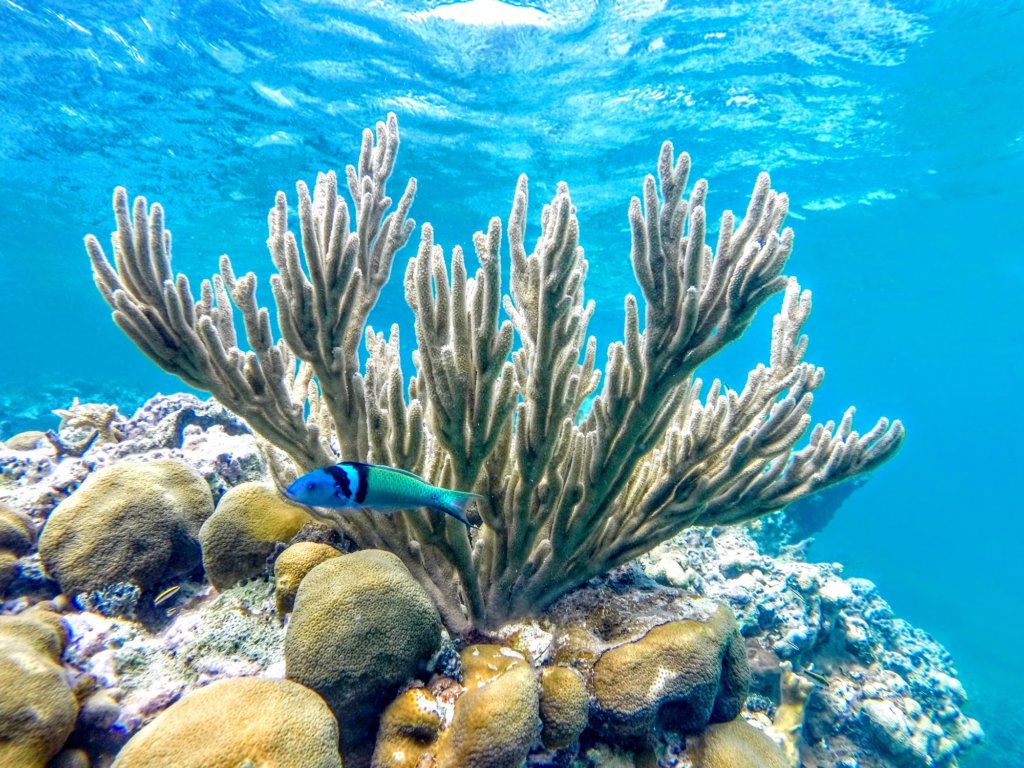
[435,490,484,528]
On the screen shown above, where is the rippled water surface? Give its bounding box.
[1,1,1021,764]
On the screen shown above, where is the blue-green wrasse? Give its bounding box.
[283,462,483,527]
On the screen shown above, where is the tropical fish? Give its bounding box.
[283,462,483,527]
[804,668,830,686]
[154,585,180,605]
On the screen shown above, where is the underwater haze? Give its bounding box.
[1,0,1021,765]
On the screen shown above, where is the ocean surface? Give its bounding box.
[1,0,1020,764]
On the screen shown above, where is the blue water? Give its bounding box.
[1,1,1021,763]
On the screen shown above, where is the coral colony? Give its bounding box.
[0,116,981,767]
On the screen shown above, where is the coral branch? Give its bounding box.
[87,116,904,632]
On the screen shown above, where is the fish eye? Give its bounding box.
[305,480,316,492]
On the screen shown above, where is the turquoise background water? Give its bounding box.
[1,1,1021,763]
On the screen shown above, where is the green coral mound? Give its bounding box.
[199,482,313,589]
[111,677,342,768]
[0,604,78,768]
[285,549,442,768]
[38,459,214,595]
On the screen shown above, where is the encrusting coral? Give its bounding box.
[85,113,904,632]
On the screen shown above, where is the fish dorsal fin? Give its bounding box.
[339,462,430,484]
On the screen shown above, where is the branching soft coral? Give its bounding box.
[85,114,903,632]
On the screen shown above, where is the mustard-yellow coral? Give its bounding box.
[110,677,342,767]
[285,550,442,768]
[539,665,589,750]
[436,645,540,768]
[0,605,77,768]
[273,541,342,613]
[38,459,214,595]
[589,603,749,747]
[371,644,541,768]
[0,502,32,594]
[693,717,789,768]
[198,481,313,589]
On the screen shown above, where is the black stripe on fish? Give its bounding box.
[324,464,353,499]
[354,462,370,504]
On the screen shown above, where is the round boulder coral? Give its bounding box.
[286,549,443,768]
[589,603,749,745]
[0,502,33,556]
[539,665,589,750]
[438,645,540,768]
[693,717,789,768]
[110,677,342,767]
[0,606,78,768]
[274,541,343,613]
[372,644,541,768]
[38,460,214,595]
[199,482,313,589]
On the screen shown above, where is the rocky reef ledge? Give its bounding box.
[0,394,982,767]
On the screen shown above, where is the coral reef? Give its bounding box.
[642,526,983,766]
[198,481,313,589]
[110,677,342,767]
[285,549,443,767]
[85,114,903,631]
[38,459,214,596]
[0,396,980,766]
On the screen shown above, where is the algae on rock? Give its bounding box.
[86,113,904,632]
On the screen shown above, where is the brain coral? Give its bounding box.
[110,677,342,767]
[38,459,214,595]
[0,604,78,768]
[285,549,442,768]
[273,541,342,613]
[198,482,313,589]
